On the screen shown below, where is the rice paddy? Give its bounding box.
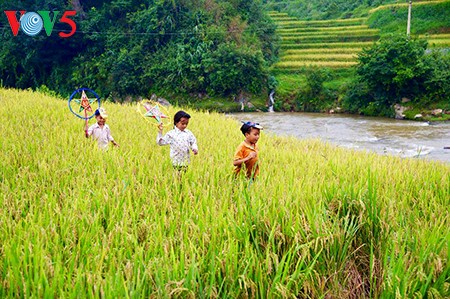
[1,88,449,297]
[269,0,450,96]
[269,11,376,72]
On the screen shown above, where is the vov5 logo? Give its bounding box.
[4,10,76,38]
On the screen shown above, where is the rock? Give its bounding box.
[414,114,423,119]
[156,97,171,107]
[329,109,335,114]
[247,102,255,109]
[150,94,171,106]
[394,104,408,119]
[401,97,411,103]
[431,109,443,116]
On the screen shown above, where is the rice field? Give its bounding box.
[282,48,363,55]
[280,29,379,38]
[277,25,370,34]
[275,18,367,29]
[428,39,450,47]
[1,88,449,297]
[368,0,448,13]
[268,11,377,74]
[280,41,375,50]
[273,61,358,68]
[280,54,357,62]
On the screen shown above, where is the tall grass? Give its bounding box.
[1,88,449,297]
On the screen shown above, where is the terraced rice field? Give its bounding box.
[270,2,450,72]
[269,12,378,71]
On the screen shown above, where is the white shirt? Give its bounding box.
[157,127,198,166]
[87,123,114,149]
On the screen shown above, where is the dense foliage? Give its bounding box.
[343,34,450,116]
[264,0,397,20]
[0,0,278,100]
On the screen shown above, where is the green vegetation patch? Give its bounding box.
[368,1,450,35]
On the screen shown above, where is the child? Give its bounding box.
[85,108,119,149]
[157,110,198,171]
[233,121,263,179]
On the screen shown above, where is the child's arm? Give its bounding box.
[156,123,169,146]
[233,151,256,166]
[189,132,198,155]
[85,125,93,138]
[106,128,119,147]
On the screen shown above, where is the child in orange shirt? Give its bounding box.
[233,121,263,179]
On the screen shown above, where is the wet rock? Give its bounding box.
[394,104,408,119]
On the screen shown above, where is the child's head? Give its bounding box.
[94,108,108,125]
[240,121,263,144]
[174,110,191,131]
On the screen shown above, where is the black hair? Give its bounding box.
[240,124,252,136]
[173,110,191,125]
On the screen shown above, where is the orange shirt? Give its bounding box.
[234,141,259,178]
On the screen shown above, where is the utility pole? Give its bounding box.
[407,0,412,36]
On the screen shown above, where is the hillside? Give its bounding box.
[0,88,449,297]
[270,13,378,70]
[266,0,450,111]
[269,1,450,73]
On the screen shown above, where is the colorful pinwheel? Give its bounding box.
[68,87,101,131]
[137,100,171,126]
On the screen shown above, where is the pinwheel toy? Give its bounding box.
[137,100,171,127]
[68,87,101,132]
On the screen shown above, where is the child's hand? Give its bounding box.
[193,149,198,155]
[247,152,257,160]
[85,130,89,138]
[157,123,163,132]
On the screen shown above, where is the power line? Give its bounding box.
[0,24,275,36]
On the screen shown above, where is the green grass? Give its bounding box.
[1,88,448,297]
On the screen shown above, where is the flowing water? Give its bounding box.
[229,112,450,164]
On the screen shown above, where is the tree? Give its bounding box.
[355,34,428,106]
[343,34,450,115]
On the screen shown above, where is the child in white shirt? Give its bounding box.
[157,110,198,170]
[85,108,119,150]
